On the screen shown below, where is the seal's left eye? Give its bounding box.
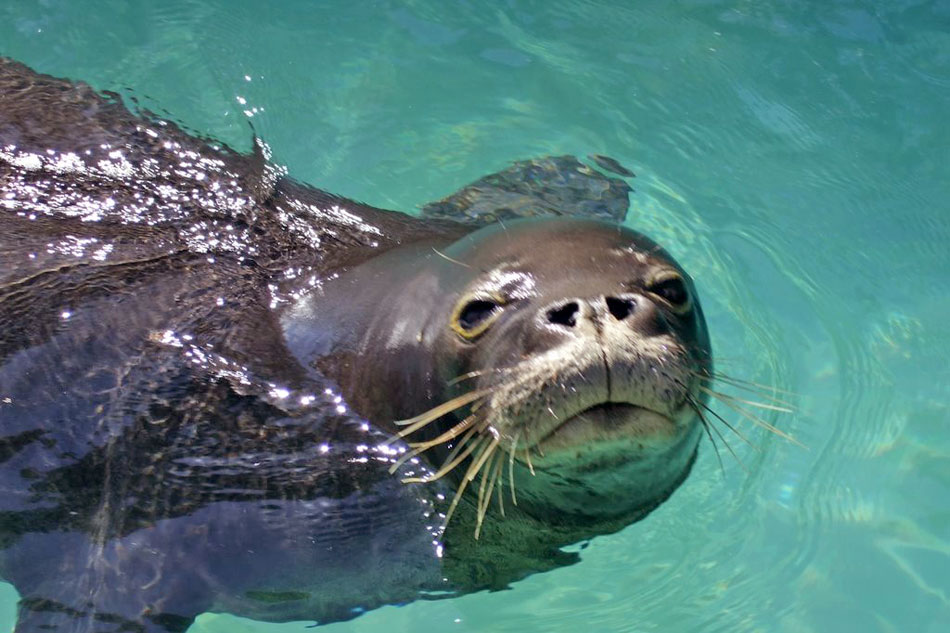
[647,275,691,312]
[451,297,502,339]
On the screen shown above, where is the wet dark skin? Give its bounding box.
[0,59,711,632]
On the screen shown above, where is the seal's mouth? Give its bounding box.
[535,401,679,455]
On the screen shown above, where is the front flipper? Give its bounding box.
[420,154,634,225]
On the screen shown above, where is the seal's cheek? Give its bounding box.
[509,420,703,522]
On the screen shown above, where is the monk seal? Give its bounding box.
[284,216,710,537]
[0,58,712,632]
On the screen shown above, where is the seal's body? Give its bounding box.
[0,59,710,633]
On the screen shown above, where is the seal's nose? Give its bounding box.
[545,300,580,327]
[604,296,635,321]
[545,295,638,326]
[545,295,664,333]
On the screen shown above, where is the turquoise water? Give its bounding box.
[2,0,948,631]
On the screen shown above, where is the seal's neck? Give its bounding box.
[268,178,469,273]
[281,238,461,429]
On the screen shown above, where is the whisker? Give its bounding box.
[712,396,806,448]
[475,453,494,534]
[508,432,520,505]
[392,388,491,436]
[496,454,506,517]
[447,367,506,387]
[689,395,747,473]
[446,358,524,388]
[687,365,799,433]
[475,452,504,539]
[431,246,471,268]
[387,445,424,475]
[440,473,474,531]
[407,413,482,451]
[467,435,500,482]
[697,369,797,399]
[441,424,482,467]
[440,438,493,528]
[401,435,486,484]
[697,355,742,365]
[692,382,793,412]
[699,386,793,413]
[674,377,757,452]
[689,395,757,449]
[695,405,725,475]
[388,415,484,475]
[447,371,483,387]
[706,415,748,472]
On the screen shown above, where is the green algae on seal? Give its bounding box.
[1,57,713,632]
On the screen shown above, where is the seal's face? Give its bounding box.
[421,218,711,529]
[285,216,712,536]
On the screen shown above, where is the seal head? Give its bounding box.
[285,217,711,535]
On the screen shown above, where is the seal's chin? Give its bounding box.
[510,400,701,521]
[535,402,681,458]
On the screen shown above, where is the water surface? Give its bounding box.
[1,1,948,631]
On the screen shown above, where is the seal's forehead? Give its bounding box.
[447,217,677,272]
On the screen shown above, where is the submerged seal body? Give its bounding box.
[0,59,711,632]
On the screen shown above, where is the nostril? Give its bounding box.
[547,301,579,327]
[605,296,635,321]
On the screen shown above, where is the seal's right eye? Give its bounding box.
[451,296,502,339]
[459,300,497,329]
